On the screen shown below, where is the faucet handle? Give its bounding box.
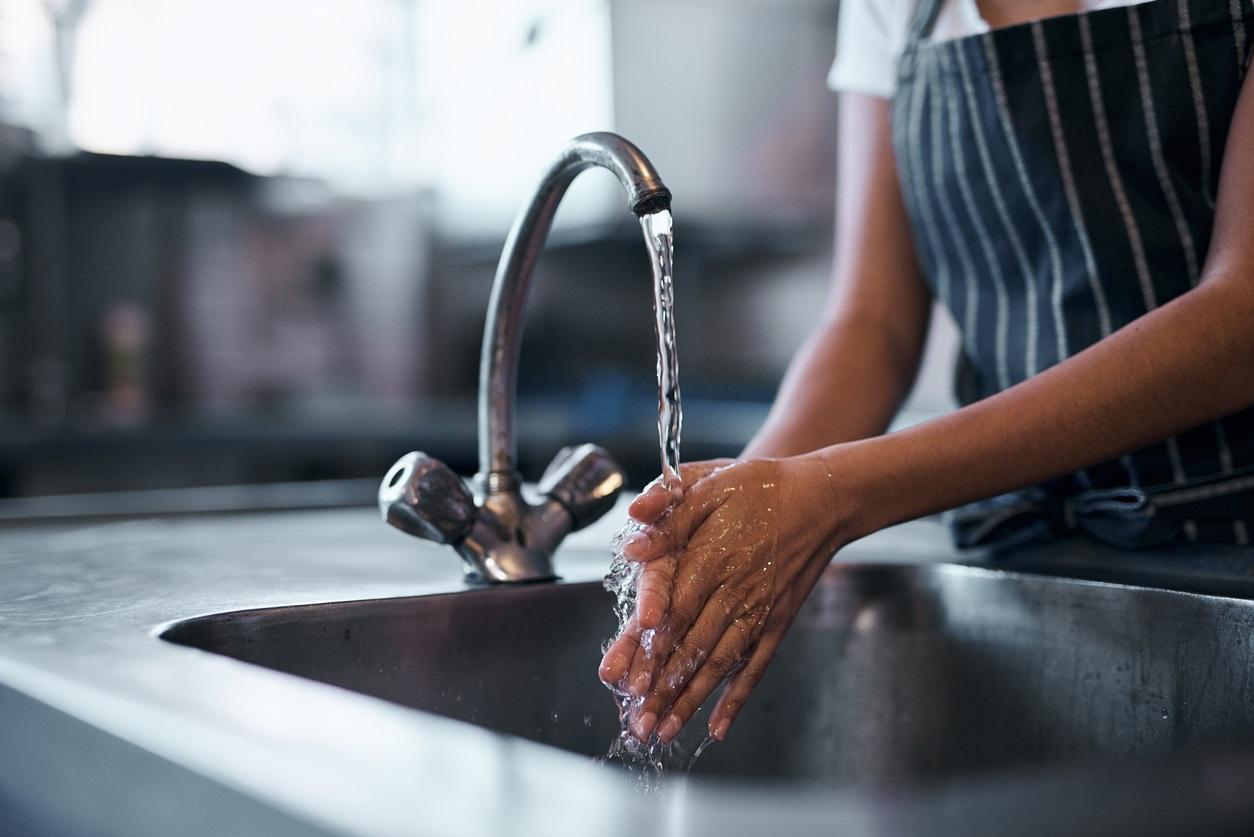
[379,452,477,545]
[538,443,626,531]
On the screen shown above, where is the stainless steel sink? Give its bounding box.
[159,563,1254,789]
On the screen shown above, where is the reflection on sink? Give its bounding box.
[160,564,1254,788]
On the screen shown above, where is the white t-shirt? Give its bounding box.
[828,0,1156,99]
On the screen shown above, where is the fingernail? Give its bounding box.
[598,652,624,683]
[629,668,652,696]
[621,532,649,558]
[711,718,730,741]
[633,711,657,740]
[658,715,681,742]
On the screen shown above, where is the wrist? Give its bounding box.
[798,435,904,545]
[782,447,867,552]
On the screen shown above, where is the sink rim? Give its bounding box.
[155,559,1254,641]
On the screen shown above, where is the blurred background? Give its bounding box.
[0,0,956,511]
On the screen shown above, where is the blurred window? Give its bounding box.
[1,0,422,194]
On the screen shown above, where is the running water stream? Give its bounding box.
[598,209,714,789]
[644,208,682,494]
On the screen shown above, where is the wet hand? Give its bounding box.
[601,454,853,743]
[598,459,731,693]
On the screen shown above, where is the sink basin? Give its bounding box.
[160,563,1254,789]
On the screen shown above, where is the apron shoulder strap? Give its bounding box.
[906,0,947,44]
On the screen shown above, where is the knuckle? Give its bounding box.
[707,650,741,677]
[667,598,701,629]
[658,655,698,698]
[742,658,769,683]
[668,643,700,677]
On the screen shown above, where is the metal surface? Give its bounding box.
[162,562,1254,788]
[380,132,667,582]
[0,478,378,523]
[379,453,477,545]
[377,444,624,583]
[4,508,1254,835]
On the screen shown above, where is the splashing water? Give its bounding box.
[596,208,713,790]
[601,535,713,791]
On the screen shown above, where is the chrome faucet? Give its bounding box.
[378,132,672,583]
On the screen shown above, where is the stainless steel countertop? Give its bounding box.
[3,503,1254,837]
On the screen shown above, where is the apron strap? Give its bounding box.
[906,0,947,44]
[951,469,1254,552]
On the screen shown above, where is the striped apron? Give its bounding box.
[891,0,1254,550]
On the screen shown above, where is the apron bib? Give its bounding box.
[891,0,1254,549]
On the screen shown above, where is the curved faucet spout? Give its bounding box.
[380,132,670,583]
[478,132,672,489]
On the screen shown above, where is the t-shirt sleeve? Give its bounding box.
[826,0,902,99]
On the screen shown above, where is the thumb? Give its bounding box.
[620,465,730,564]
[627,458,734,526]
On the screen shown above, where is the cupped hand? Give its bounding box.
[600,453,855,744]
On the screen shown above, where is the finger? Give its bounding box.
[598,616,642,686]
[635,554,675,630]
[623,627,656,697]
[653,623,752,744]
[627,483,678,524]
[628,577,709,696]
[618,527,667,562]
[623,474,731,566]
[633,595,741,737]
[707,629,786,741]
[627,459,733,524]
[623,518,738,698]
[703,553,831,740]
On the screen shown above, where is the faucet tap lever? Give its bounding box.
[378,452,477,545]
[538,443,626,532]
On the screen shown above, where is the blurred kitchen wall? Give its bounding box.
[0,0,955,499]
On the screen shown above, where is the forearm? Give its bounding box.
[746,93,930,460]
[742,313,922,459]
[827,64,1254,540]
[829,274,1254,540]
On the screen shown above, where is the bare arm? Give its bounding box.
[743,93,931,458]
[614,70,1254,747]
[840,70,1254,538]
[596,93,929,689]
